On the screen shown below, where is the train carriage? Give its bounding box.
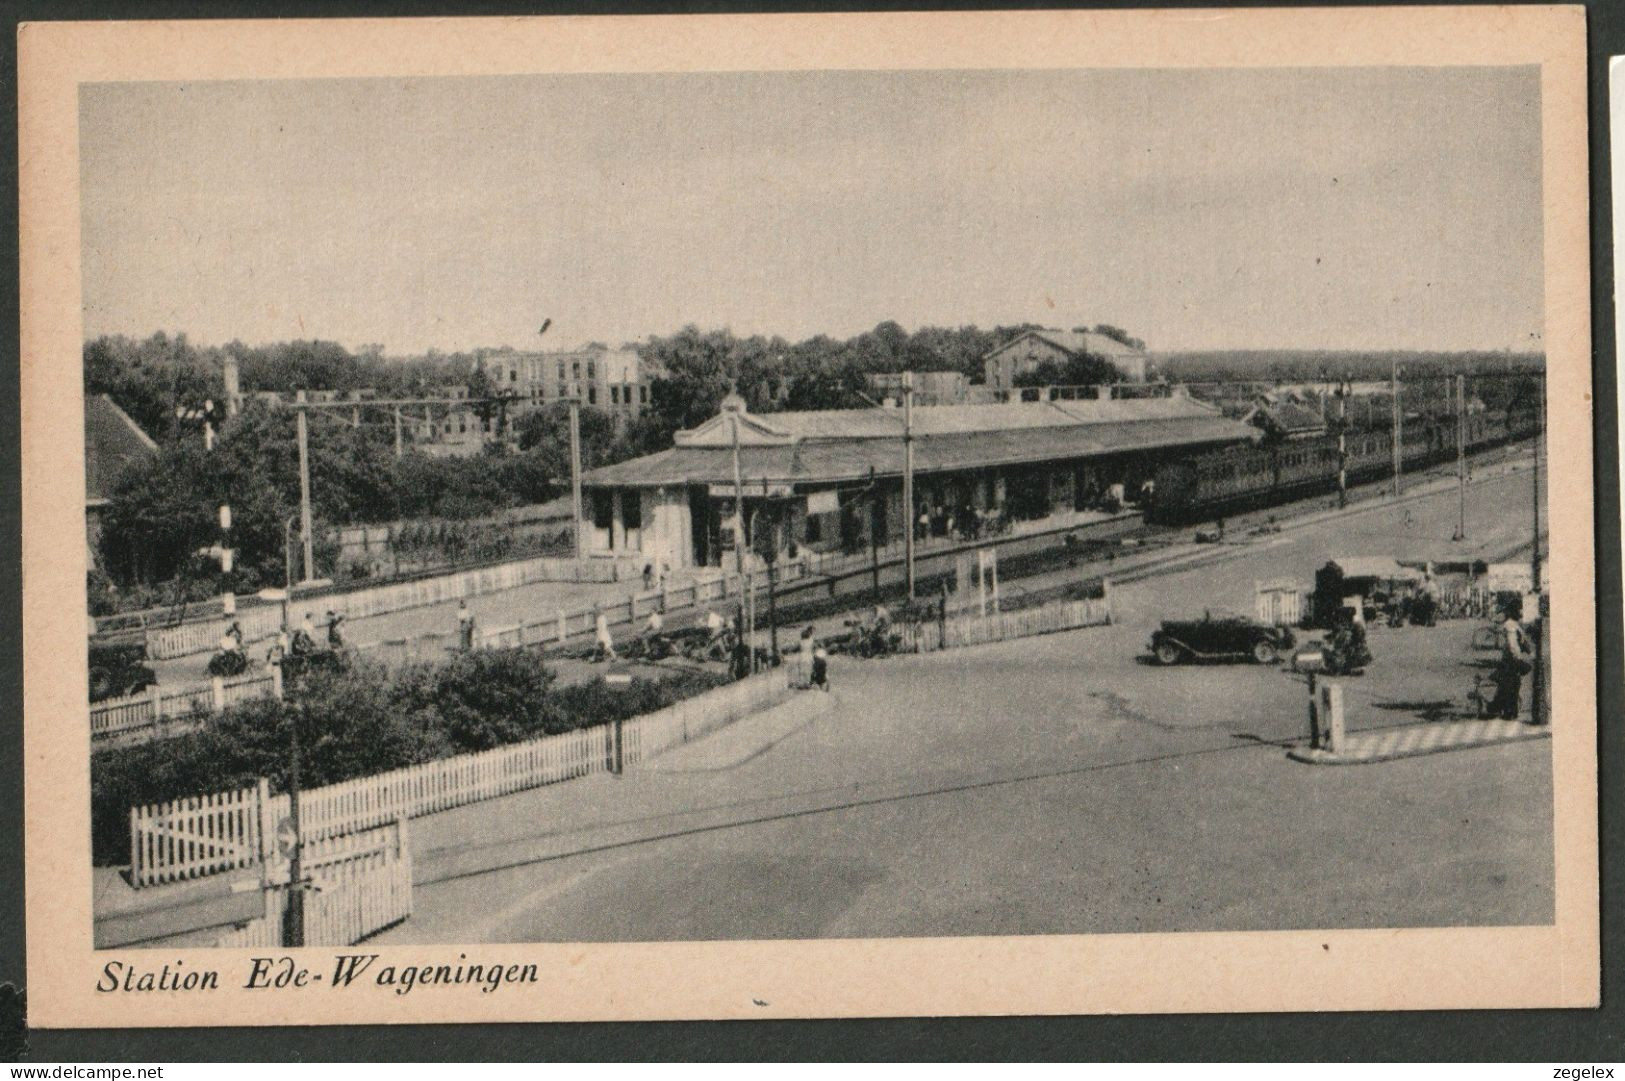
[1146,404,1538,524]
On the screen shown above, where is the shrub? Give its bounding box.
[90,648,726,865]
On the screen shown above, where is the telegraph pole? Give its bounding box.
[295,390,315,583]
[569,400,584,561]
[1453,374,1467,541]
[903,370,916,600]
[1336,379,1348,509]
[283,695,305,948]
[868,467,880,605]
[1390,361,1402,498]
[728,408,755,668]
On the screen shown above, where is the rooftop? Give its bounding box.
[585,397,1257,489]
[987,329,1146,360]
[85,394,158,505]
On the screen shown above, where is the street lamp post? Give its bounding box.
[277,511,305,947]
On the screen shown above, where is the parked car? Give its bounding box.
[1149,611,1295,665]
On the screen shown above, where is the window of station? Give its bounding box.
[592,490,614,533]
[622,492,642,531]
[587,387,597,405]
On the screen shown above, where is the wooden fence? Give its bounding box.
[899,596,1112,654]
[91,671,281,745]
[142,554,643,660]
[213,820,412,948]
[129,667,792,887]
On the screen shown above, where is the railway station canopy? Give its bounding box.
[581,395,1259,491]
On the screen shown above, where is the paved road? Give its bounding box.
[374,468,1553,943]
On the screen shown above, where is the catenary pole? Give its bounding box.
[393,406,403,458]
[903,370,915,600]
[1454,374,1467,541]
[868,466,880,605]
[569,400,583,561]
[1390,361,1402,498]
[1336,379,1348,508]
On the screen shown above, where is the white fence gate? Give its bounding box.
[1255,579,1305,627]
[213,820,412,947]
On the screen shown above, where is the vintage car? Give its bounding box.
[1149,611,1295,665]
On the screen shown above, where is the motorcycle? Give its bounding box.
[830,618,902,659]
[206,647,249,678]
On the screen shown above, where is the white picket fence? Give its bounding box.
[900,595,1112,653]
[213,820,412,948]
[91,671,281,744]
[129,667,792,887]
[144,554,643,660]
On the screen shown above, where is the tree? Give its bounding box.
[84,332,223,439]
[1011,352,1124,388]
[1091,324,1146,352]
[515,403,619,470]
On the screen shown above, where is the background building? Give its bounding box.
[480,345,663,427]
[983,329,1150,389]
[85,393,158,565]
[871,371,969,406]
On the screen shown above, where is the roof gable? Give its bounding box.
[984,329,1145,362]
[85,393,158,503]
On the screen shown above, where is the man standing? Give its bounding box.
[1489,602,1530,720]
[594,606,617,661]
[456,600,475,651]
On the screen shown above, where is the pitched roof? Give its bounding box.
[85,393,158,505]
[1248,402,1327,434]
[676,398,1217,446]
[585,399,1257,489]
[985,329,1145,361]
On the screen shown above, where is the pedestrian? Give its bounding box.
[810,644,829,691]
[1490,603,1531,719]
[456,600,474,651]
[1415,571,1439,627]
[798,624,815,686]
[642,563,655,591]
[594,607,617,661]
[295,613,318,655]
[325,610,346,649]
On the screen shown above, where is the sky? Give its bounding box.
[78,66,1544,355]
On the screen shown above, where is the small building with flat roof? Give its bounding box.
[576,392,1258,573]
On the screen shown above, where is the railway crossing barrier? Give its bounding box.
[213,819,412,948]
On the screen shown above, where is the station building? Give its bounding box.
[576,391,1259,573]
